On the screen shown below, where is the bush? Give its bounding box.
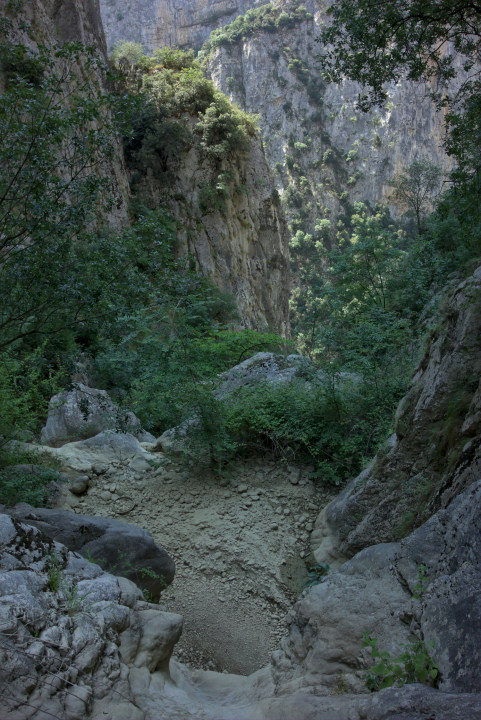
[0,464,64,507]
[112,47,257,173]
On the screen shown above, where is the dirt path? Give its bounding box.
[65,453,332,675]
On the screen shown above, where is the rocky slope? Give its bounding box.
[1,265,481,715]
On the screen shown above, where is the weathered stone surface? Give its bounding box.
[0,513,182,720]
[274,480,481,697]
[216,352,314,396]
[41,383,155,446]
[136,122,290,334]
[5,505,175,601]
[312,265,481,557]
[99,0,268,52]
[259,685,481,720]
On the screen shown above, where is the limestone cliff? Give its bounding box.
[136,126,290,333]
[99,0,266,52]
[205,0,452,236]
[97,0,453,239]
[5,0,131,228]
[7,0,290,333]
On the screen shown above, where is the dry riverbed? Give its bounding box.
[63,453,332,674]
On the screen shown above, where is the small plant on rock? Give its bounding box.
[362,633,439,690]
[304,561,330,587]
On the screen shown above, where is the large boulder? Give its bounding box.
[40,382,155,446]
[4,505,175,602]
[33,430,162,475]
[273,479,481,697]
[0,513,182,720]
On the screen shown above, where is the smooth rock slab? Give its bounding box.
[6,505,175,602]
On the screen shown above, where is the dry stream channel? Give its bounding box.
[64,453,332,675]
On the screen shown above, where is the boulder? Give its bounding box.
[40,382,155,446]
[5,505,175,602]
[36,431,160,474]
[274,480,481,696]
[0,513,182,720]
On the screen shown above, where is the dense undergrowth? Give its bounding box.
[1,5,480,506]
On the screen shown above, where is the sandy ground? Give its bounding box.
[65,452,332,675]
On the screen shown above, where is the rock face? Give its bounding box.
[273,479,481,699]
[311,264,481,558]
[99,0,267,52]
[0,513,182,720]
[41,383,155,446]
[139,123,290,333]
[206,0,452,233]
[7,0,130,228]
[97,0,453,235]
[9,0,290,334]
[4,505,175,601]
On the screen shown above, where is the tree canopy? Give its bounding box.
[319,0,481,182]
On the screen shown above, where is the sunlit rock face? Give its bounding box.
[99,0,266,53]
[98,0,454,234]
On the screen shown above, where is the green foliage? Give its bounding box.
[391,160,442,234]
[214,370,400,484]
[46,553,63,592]
[199,3,312,57]
[363,634,438,691]
[111,45,257,174]
[318,0,481,183]
[0,463,64,507]
[304,562,330,587]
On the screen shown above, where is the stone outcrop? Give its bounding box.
[138,121,290,333]
[99,0,267,52]
[0,513,182,720]
[311,264,481,559]
[4,505,175,601]
[41,383,155,447]
[273,479,481,699]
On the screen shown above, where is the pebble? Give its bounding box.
[237,484,248,493]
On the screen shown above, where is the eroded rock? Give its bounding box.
[41,383,155,447]
[4,505,175,602]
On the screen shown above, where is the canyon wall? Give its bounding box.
[6,0,289,332]
[99,0,266,52]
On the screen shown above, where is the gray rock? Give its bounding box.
[312,265,481,558]
[6,505,175,602]
[260,685,481,720]
[0,512,182,720]
[69,474,90,495]
[40,382,155,446]
[274,480,481,696]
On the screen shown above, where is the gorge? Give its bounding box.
[0,1,480,719]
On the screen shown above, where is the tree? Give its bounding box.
[318,0,481,182]
[391,160,443,234]
[0,40,123,350]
